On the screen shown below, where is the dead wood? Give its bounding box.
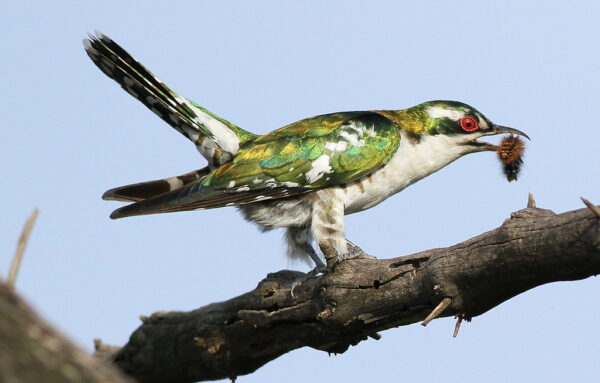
[102,202,600,383]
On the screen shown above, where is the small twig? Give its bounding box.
[527,193,536,208]
[7,208,39,290]
[93,339,122,363]
[368,332,382,340]
[580,197,600,219]
[453,316,463,337]
[421,297,452,326]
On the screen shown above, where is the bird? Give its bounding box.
[84,32,529,272]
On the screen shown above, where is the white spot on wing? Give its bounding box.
[324,141,348,152]
[368,125,377,137]
[228,181,236,188]
[305,154,332,183]
[340,131,365,147]
[345,123,365,135]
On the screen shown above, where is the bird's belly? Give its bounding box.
[344,134,464,214]
[343,171,414,214]
[238,196,312,230]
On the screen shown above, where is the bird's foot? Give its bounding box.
[290,263,326,298]
[301,245,327,278]
[306,263,327,278]
[318,239,376,270]
[339,240,375,261]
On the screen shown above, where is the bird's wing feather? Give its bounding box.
[110,112,401,218]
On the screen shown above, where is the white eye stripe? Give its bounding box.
[426,106,465,121]
[476,114,489,130]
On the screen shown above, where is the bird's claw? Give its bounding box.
[339,241,374,260]
[306,264,327,278]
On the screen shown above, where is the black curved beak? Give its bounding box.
[491,124,530,140]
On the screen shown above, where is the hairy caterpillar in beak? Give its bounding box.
[497,135,525,182]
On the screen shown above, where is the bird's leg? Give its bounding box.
[285,227,326,276]
[304,244,326,277]
[311,189,350,265]
[310,190,375,270]
[311,189,372,265]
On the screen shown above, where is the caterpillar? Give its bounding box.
[497,135,525,182]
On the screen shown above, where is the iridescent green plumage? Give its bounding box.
[206,112,400,189]
[110,112,401,217]
[86,32,529,269]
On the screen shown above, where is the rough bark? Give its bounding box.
[103,204,600,383]
[0,281,133,383]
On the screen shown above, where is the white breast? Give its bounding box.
[343,132,468,214]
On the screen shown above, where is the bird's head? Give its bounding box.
[415,100,529,153]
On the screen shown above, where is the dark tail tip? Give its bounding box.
[102,189,117,201]
[109,204,139,219]
[109,209,124,219]
[109,201,149,219]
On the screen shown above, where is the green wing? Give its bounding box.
[110,111,400,218]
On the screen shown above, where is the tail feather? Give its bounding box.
[109,182,306,219]
[103,167,211,203]
[84,36,196,140]
[84,32,256,167]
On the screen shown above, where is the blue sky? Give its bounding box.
[2,1,599,382]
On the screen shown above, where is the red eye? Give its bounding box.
[460,116,479,132]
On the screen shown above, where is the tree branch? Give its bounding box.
[105,202,600,383]
[1,210,133,383]
[0,281,134,383]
